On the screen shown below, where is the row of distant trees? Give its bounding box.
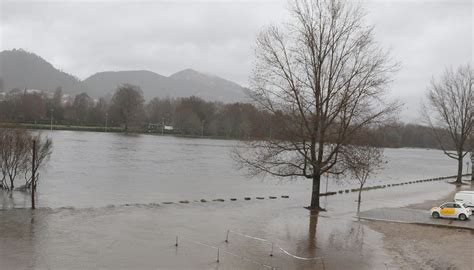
[0,85,275,138]
[0,84,465,149]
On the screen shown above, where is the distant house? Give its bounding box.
[146,123,174,132]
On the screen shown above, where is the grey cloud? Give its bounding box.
[1,0,472,122]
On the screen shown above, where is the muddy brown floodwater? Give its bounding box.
[1,180,472,269]
[0,131,472,269]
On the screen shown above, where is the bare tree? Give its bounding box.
[0,129,30,190]
[0,129,52,195]
[234,0,398,210]
[342,145,384,210]
[422,65,473,184]
[110,84,145,132]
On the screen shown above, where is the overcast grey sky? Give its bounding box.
[0,0,472,122]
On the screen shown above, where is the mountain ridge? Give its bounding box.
[0,49,247,103]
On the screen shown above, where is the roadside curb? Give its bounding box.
[357,216,474,231]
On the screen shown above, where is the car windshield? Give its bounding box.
[462,203,468,208]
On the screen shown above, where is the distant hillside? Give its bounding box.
[168,69,247,102]
[0,49,248,103]
[82,70,172,99]
[84,68,247,102]
[0,49,85,93]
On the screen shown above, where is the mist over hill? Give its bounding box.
[0,49,248,102]
[0,49,85,93]
[84,68,247,102]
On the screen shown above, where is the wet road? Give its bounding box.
[359,207,474,230]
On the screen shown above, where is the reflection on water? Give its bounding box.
[1,190,31,209]
[307,210,318,254]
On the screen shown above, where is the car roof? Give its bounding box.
[442,202,465,206]
[457,191,474,194]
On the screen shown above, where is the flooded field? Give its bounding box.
[0,130,460,209]
[0,131,471,269]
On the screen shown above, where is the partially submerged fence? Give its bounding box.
[168,229,326,270]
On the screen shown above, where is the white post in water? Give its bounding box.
[225,230,229,243]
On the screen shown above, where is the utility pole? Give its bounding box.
[105,112,108,132]
[50,108,54,131]
[201,120,205,138]
[31,140,36,210]
[162,118,165,135]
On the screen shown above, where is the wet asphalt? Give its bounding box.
[358,207,474,230]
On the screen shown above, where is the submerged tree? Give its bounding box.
[422,65,473,184]
[0,129,52,195]
[0,129,30,190]
[234,0,398,210]
[343,145,384,210]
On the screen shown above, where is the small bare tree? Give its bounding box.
[0,128,52,201]
[234,0,398,210]
[0,129,30,190]
[343,145,384,210]
[422,65,473,184]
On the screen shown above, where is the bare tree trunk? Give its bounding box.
[31,140,36,210]
[456,153,463,184]
[358,188,362,205]
[310,174,321,210]
[471,152,473,182]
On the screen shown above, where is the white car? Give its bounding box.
[454,191,474,208]
[430,202,472,221]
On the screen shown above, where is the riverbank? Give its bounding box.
[0,122,240,140]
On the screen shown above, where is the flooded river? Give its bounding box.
[1,130,469,269]
[0,130,459,209]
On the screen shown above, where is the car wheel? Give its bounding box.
[459,214,467,221]
[432,212,440,218]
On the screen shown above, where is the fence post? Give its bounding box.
[225,230,229,243]
[31,140,36,210]
[270,242,274,257]
[217,248,220,263]
[175,236,178,247]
